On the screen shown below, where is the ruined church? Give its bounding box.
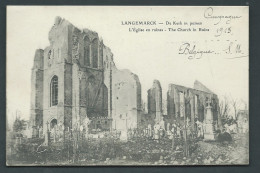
[30,17,221,143]
[30,17,142,141]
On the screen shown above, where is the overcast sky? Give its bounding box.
[7,6,248,124]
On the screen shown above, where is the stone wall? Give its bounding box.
[42,17,69,139]
[111,68,142,130]
[30,49,44,137]
[103,45,142,131]
[167,82,220,130]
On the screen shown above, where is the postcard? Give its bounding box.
[6,6,249,166]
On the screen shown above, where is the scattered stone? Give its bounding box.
[172,160,178,164]
[152,149,160,153]
[194,159,199,163]
[216,157,223,164]
[204,159,210,164]
[180,161,186,165]
[209,156,214,162]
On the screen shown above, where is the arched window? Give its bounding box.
[48,50,52,59]
[50,75,58,106]
[84,36,90,66]
[86,75,95,108]
[92,38,98,68]
[50,119,57,129]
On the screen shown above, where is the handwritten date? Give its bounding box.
[215,27,232,37]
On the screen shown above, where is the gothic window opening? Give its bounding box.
[50,119,57,129]
[88,75,95,85]
[212,98,215,108]
[92,38,98,68]
[195,94,199,117]
[48,50,52,59]
[179,91,185,117]
[84,36,90,66]
[86,75,96,108]
[50,75,58,106]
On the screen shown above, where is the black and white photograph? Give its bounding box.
[6,6,249,166]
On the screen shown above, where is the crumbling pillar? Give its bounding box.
[190,95,195,131]
[44,121,50,146]
[174,89,180,118]
[148,80,163,123]
[154,81,162,122]
[179,92,185,118]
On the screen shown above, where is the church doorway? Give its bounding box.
[50,119,57,142]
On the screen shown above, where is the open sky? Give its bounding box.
[7,6,248,124]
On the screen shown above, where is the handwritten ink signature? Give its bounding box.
[204,7,242,25]
[178,43,214,60]
[223,42,248,59]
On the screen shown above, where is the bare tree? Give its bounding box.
[13,116,26,133]
[231,97,239,119]
[240,99,248,110]
[219,96,230,119]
